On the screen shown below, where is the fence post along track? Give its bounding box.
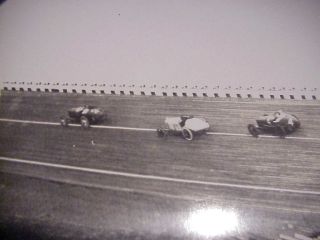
[1,81,319,100]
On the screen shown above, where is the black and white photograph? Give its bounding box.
[0,0,320,239]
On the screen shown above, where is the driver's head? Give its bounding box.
[274,110,283,117]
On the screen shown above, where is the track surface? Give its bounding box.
[0,92,320,239]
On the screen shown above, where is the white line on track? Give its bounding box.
[7,171,319,214]
[0,118,60,126]
[4,167,320,214]
[93,125,155,131]
[206,132,320,141]
[1,156,320,196]
[1,118,320,141]
[0,118,155,131]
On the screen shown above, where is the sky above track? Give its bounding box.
[0,0,319,88]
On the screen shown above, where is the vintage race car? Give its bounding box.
[60,105,105,128]
[248,110,301,138]
[157,115,210,141]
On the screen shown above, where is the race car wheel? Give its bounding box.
[286,124,295,134]
[292,115,301,129]
[276,126,286,138]
[80,116,90,128]
[157,128,166,138]
[60,117,69,127]
[247,124,259,137]
[182,128,193,141]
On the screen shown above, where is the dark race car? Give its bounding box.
[248,110,301,138]
[60,105,105,128]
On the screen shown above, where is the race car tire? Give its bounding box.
[247,124,259,137]
[80,116,90,128]
[292,115,301,129]
[286,124,295,134]
[157,128,166,138]
[60,117,69,127]
[182,128,193,141]
[277,126,286,138]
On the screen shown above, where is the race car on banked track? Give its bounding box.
[60,105,105,128]
[157,115,210,141]
[248,110,301,138]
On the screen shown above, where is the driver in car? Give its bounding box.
[273,110,294,126]
[272,110,291,137]
[266,114,276,125]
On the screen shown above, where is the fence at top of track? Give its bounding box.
[1,83,319,100]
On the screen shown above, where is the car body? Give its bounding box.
[248,110,301,138]
[157,115,210,140]
[60,105,105,128]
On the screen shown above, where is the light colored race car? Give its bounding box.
[248,110,301,138]
[157,115,210,141]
